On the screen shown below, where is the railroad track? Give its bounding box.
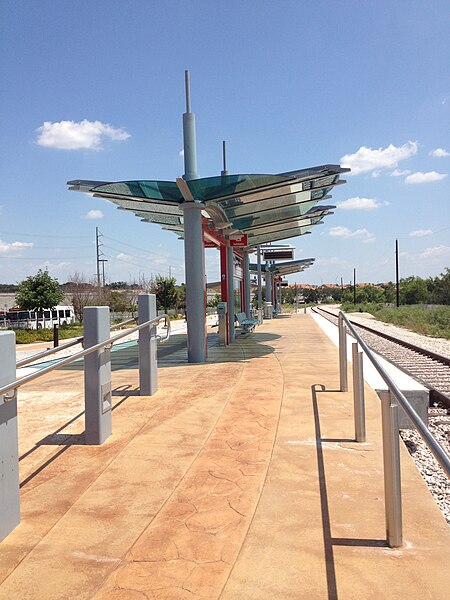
[311,305,450,408]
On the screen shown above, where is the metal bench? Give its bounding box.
[235,312,258,333]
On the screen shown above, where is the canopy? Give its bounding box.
[68,164,348,248]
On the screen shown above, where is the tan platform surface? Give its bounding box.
[0,314,448,599]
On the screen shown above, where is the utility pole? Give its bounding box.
[395,239,400,308]
[96,227,101,290]
[353,268,357,305]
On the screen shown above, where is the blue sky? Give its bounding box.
[1,0,449,287]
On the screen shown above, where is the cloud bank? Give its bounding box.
[404,171,447,184]
[36,119,130,150]
[336,197,386,210]
[328,226,375,243]
[340,141,417,175]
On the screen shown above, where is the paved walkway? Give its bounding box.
[0,314,448,599]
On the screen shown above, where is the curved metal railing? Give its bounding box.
[340,311,450,478]
[16,316,152,369]
[1,314,170,400]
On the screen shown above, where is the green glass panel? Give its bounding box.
[186,174,293,202]
[106,198,183,215]
[93,181,183,202]
[230,200,319,230]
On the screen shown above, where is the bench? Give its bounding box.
[235,312,258,333]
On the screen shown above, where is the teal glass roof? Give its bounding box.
[249,258,315,276]
[68,164,348,247]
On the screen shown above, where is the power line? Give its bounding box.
[0,230,91,239]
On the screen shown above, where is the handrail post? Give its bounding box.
[83,306,112,445]
[352,342,366,442]
[0,331,20,540]
[338,313,348,392]
[379,390,403,548]
[138,294,158,396]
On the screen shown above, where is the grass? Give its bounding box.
[341,303,450,339]
[13,324,84,344]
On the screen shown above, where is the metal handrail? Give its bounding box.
[1,314,170,399]
[16,316,138,369]
[340,311,450,477]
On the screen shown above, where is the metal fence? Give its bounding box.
[337,311,450,547]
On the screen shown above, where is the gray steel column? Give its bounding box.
[352,342,366,442]
[227,244,235,343]
[338,313,348,392]
[244,250,251,318]
[83,306,112,445]
[180,70,206,363]
[0,331,20,541]
[257,245,263,322]
[182,201,206,362]
[264,269,273,319]
[379,390,403,547]
[138,294,158,395]
[182,70,198,181]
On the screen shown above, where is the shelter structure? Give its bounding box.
[68,71,349,362]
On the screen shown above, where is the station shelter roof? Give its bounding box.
[68,164,348,249]
[249,258,315,277]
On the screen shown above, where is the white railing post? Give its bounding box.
[379,390,403,548]
[0,331,20,540]
[338,313,348,392]
[352,342,366,442]
[138,294,158,396]
[83,306,112,445]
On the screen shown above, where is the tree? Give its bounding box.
[153,276,178,312]
[400,276,428,305]
[65,272,102,322]
[16,269,64,314]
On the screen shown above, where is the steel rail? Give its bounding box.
[1,314,170,399]
[340,311,450,478]
[16,317,139,369]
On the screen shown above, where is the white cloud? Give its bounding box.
[36,119,130,150]
[116,253,134,262]
[336,197,386,210]
[419,245,450,259]
[340,141,417,175]
[315,257,348,266]
[404,171,447,184]
[390,168,411,177]
[0,239,33,256]
[328,226,375,243]
[83,210,104,219]
[430,148,450,158]
[179,149,184,157]
[408,229,433,237]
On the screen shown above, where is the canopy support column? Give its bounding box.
[227,245,235,343]
[244,250,251,319]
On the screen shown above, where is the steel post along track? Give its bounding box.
[338,311,450,478]
[1,314,171,401]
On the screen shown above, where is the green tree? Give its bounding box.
[153,276,178,311]
[400,276,428,305]
[16,269,64,313]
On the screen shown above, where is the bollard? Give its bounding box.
[379,390,403,548]
[338,314,348,392]
[352,342,366,442]
[138,294,158,396]
[0,331,20,540]
[83,306,112,445]
[53,323,59,348]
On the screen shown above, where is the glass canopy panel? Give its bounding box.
[186,174,295,202]
[248,225,314,246]
[243,218,317,237]
[222,190,329,219]
[230,200,319,230]
[92,181,183,203]
[102,197,183,216]
[134,212,183,226]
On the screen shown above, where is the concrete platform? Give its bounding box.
[0,313,448,599]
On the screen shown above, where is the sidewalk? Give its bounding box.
[0,313,448,599]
